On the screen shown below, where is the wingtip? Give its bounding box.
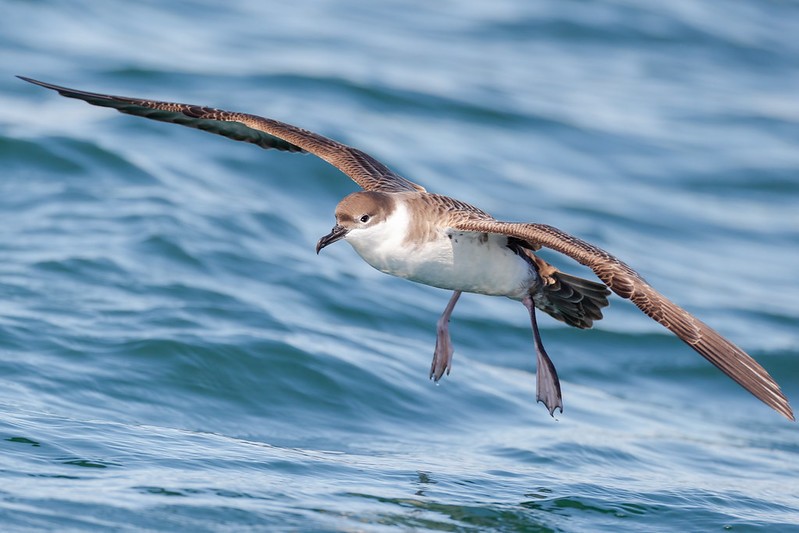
[760,378,794,421]
[757,388,793,421]
[16,75,60,91]
[16,75,41,85]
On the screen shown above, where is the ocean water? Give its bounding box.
[2,0,799,530]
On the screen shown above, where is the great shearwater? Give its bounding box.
[18,76,794,421]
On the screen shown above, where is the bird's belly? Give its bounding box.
[351,230,536,299]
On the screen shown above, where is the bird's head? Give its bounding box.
[316,191,395,253]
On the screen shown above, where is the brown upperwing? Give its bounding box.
[452,218,794,421]
[18,76,425,194]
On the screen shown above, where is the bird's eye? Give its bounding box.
[360,214,370,223]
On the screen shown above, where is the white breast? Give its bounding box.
[344,203,536,300]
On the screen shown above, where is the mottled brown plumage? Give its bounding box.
[453,220,793,420]
[17,76,424,194]
[19,76,793,421]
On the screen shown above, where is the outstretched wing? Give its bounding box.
[453,218,794,421]
[18,76,425,194]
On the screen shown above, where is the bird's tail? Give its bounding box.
[525,252,610,329]
[536,271,610,329]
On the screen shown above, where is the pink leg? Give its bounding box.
[430,290,462,381]
[522,296,563,416]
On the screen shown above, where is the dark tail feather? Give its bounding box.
[534,271,610,329]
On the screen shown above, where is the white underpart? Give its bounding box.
[344,203,537,300]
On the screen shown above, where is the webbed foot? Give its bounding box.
[430,291,461,381]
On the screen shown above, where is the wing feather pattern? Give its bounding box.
[17,76,424,193]
[453,219,794,421]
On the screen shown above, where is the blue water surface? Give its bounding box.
[2,0,799,531]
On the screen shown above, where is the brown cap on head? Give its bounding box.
[334,191,396,227]
[316,191,396,253]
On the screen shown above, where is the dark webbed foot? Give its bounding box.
[430,291,461,381]
[523,296,563,416]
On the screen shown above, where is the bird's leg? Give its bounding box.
[522,296,563,416]
[430,290,462,381]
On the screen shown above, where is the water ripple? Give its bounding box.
[2,0,799,530]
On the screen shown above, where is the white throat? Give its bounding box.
[344,202,413,270]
